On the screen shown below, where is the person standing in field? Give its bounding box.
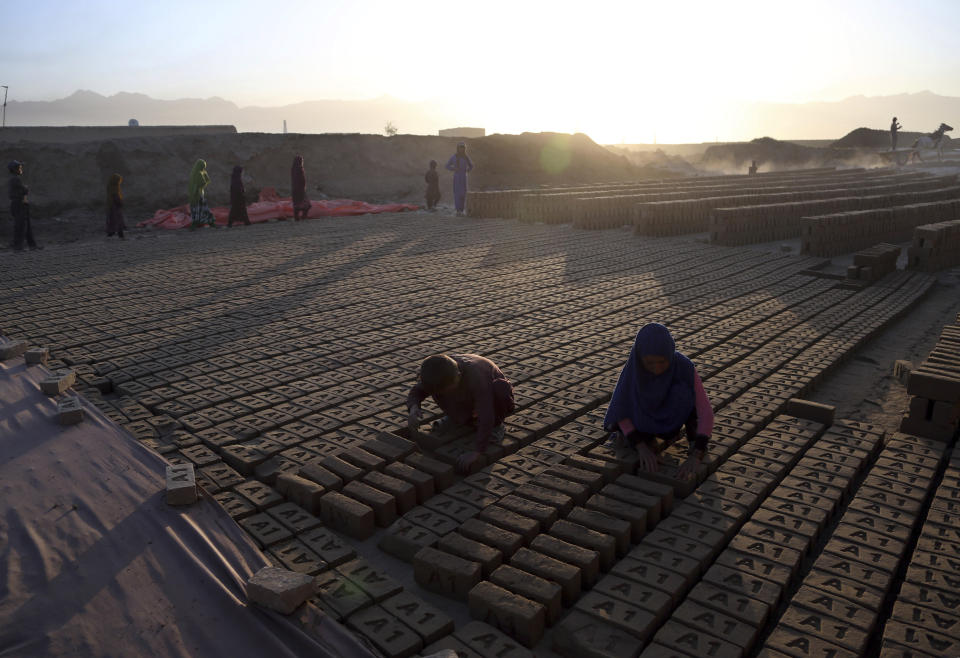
[7,160,42,251]
[424,160,441,211]
[228,166,250,227]
[891,117,902,151]
[188,159,217,229]
[105,173,126,239]
[445,142,473,216]
[291,155,311,221]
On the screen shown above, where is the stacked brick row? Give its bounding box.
[758,432,946,656]
[879,444,960,655]
[907,218,960,271]
[847,243,901,282]
[901,313,960,441]
[710,181,959,246]
[801,199,960,257]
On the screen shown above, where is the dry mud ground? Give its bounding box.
[1,212,958,656]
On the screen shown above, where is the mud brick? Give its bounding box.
[908,371,960,401]
[346,604,423,658]
[420,635,482,658]
[490,564,562,626]
[341,479,395,527]
[804,569,885,611]
[413,546,482,600]
[300,526,355,567]
[56,396,84,425]
[853,485,925,518]
[585,494,647,543]
[468,580,545,648]
[728,532,803,579]
[575,590,658,643]
[488,462,536,487]
[455,620,534,658]
[240,512,294,548]
[336,445,386,472]
[782,604,873,654]
[275,472,325,514]
[510,546,581,606]
[771,485,838,517]
[791,585,875,633]
[0,339,27,360]
[267,501,322,534]
[703,562,782,608]
[588,444,641,474]
[299,460,343,490]
[594,573,672,624]
[688,579,770,628]
[195,427,241,450]
[533,437,580,457]
[878,450,941,475]
[614,473,674,514]
[785,398,835,425]
[379,518,439,561]
[532,533,601,588]
[516,445,567,467]
[716,463,778,496]
[871,465,934,490]
[763,624,858,658]
[165,463,198,505]
[438,531,503,577]
[549,519,617,571]
[601,483,662,526]
[461,518,524,557]
[546,464,607,494]
[823,534,901,572]
[446,482,504,510]
[464,471,518,498]
[923,519,960,544]
[381,591,454,645]
[908,547,960,572]
[213,490,257,520]
[813,554,893,594]
[363,471,416,515]
[247,566,314,615]
[221,443,269,475]
[254,456,301,484]
[890,599,960,640]
[319,454,363,483]
[339,557,403,603]
[319,490,375,539]
[566,508,631,556]
[610,556,689,604]
[764,497,830,528]
[677,598,761,651]
[531,473,591,505]
[742,520,811,555]
[496,494,558,530]
[716,548,794,590]
[883,621,960,656]
[405,452,455,490]
[660,513,728,550]
[552,609,645,658]
[905,563,960,593]
[654,619,743,658]
[361,434,414,463]
[499,454,550,476]
[862,475,929,502]
[270,538,327,576]
[803,447,867,474]
[40,369,76,395]
[641,521,720,575]
[233,480,282,510]
[694,480,762,512]
[314,569,373,621]
[670,497,748,538]
[514,482,575,515]
[479,505,540,545]
[841,514,913,546]
[729,452,791,479]
[898,580,960,615]
[383,462,434,502]
[24,346,49,365]
[424,493,480,523]
[404,506,459,537]
[564,454,621,483]
[197,461,243,490]
[628,541,701,586]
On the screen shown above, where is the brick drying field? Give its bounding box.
[2,173,959,657]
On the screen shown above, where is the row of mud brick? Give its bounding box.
[901,312,960,440]
[907,218,960,271]
[710,179,958,246]
[801,198,960,257]
[846,243,901,282]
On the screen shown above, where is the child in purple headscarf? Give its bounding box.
[604,323,713,480]
[291,155,311,221]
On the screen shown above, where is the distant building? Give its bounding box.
[439,127,485,138]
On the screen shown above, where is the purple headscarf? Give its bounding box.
[604,323,695,434]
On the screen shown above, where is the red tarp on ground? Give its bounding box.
[138,187,420,230]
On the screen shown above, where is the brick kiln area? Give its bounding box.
[1,166,959,658]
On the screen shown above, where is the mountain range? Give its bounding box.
[4,90,959,140]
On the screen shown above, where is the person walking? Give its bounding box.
[891,117,902,151]
[187,159,217,229]
[228,166,250,227]
[445,142,473,216]
[7,160,41,251]
[291,155,311,221]
[105,173,127,239]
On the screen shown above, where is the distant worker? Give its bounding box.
[105,173,126,239]
[291,155,311,221]
[187,159,217,229]
[424,160,441,211]
[445,142,473,216]
[7,160,41,251]
[604,323,712,481]
[748,160,758,176]
[407,353,515,473]
[228,166,250,227]
[891,117,902,151]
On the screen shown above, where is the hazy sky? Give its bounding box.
[4,0,960,142]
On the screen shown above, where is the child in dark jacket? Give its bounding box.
[424,160,441,211]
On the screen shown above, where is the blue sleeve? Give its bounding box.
[445,155,456,172]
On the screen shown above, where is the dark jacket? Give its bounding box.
[8,175,28,203]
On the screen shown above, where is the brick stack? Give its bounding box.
[907,218,960,271]
[847,243,901,282]
[801,199,960,257]
[900,313,960,441]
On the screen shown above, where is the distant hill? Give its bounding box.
[832,127,926,148]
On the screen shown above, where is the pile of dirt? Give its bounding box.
[1,131,659,223]
[700,137,829,172]
[832,127,925,149]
